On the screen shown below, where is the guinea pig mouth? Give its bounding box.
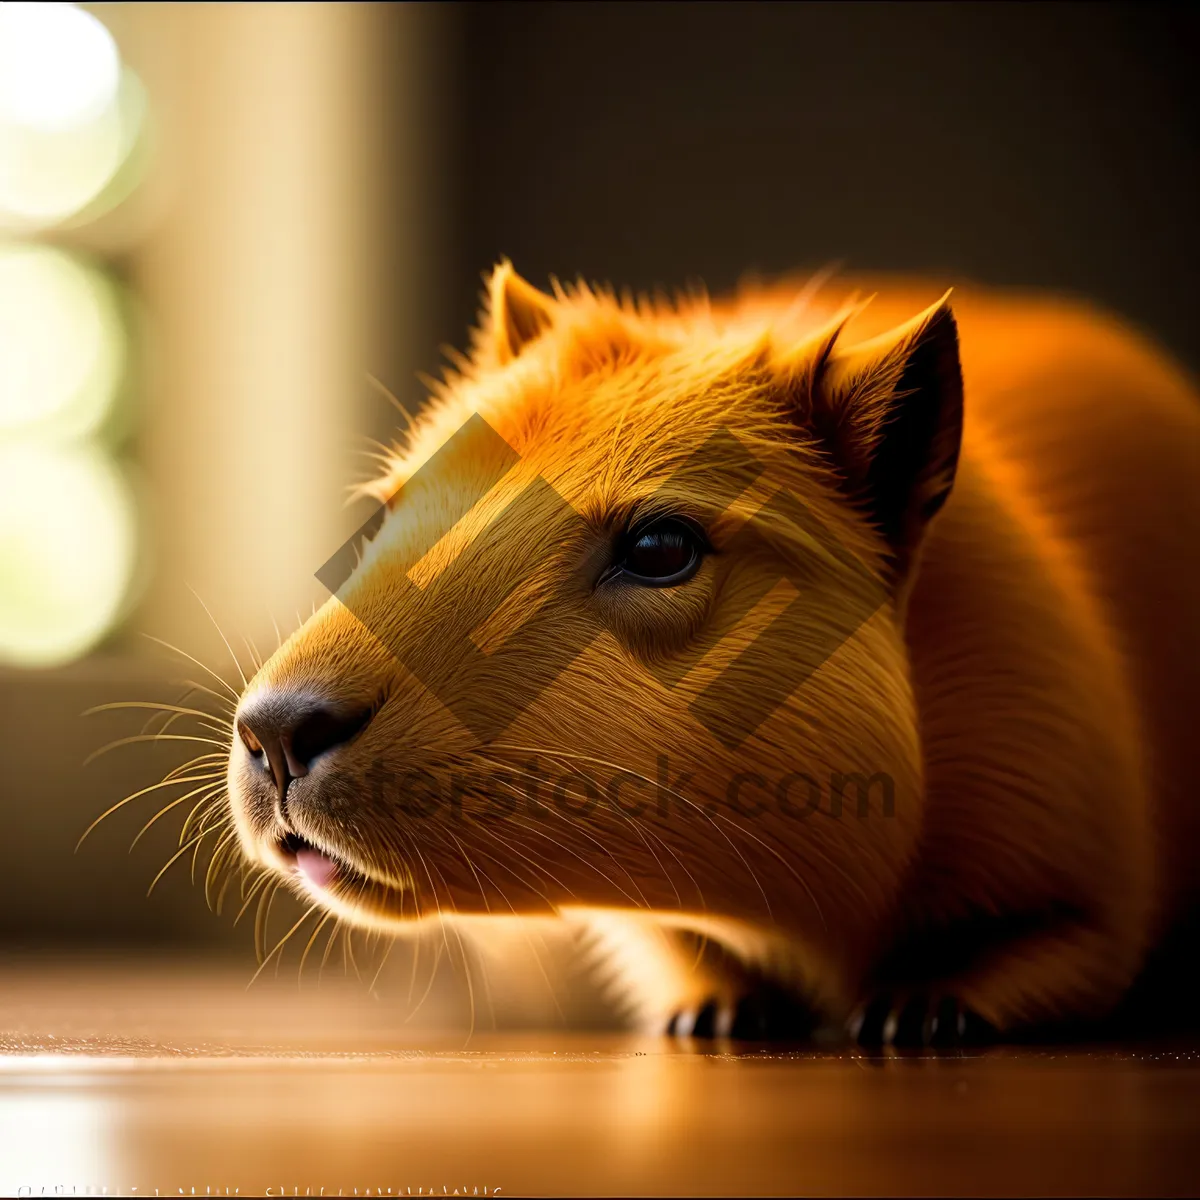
[277,831,345,892]
[272,830,412,923]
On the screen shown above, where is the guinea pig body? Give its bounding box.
[223,265,1200,1045]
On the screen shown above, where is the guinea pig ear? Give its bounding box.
[487,260,557,364]
[813,293,964,582]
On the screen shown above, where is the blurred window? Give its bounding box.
[0,2,146,667]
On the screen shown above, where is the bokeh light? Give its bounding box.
[0,3,146,230]
[0,441,138,667]
[0,243,126,440]
[0,3,120,131]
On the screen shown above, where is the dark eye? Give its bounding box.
[610,517,707,588]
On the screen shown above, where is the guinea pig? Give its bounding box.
[223,261,1200,1046]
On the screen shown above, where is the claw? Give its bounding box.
[849,991,995,1049]
[664,986,813,1042]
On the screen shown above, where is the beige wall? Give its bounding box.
[129,2,451,665]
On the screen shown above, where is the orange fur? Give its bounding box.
[225,262,1200,1038]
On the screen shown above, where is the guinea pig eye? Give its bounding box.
[610,516,707,588]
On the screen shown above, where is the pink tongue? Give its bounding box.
[295,847,338,889]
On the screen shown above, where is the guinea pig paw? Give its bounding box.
[664,987,812,1042]
[848,992,996,1050]
[664,999,734,1039]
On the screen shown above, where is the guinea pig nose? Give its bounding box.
[237,693,374,798]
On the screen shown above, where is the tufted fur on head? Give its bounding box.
[373,260,962,592]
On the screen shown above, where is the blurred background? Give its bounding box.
[0,0,1196,970]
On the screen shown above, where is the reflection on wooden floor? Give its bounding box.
[1,960,1198,1196]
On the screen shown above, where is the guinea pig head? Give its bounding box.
[225,262,963,975]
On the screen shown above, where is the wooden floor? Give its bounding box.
[1,960,1198,1197]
